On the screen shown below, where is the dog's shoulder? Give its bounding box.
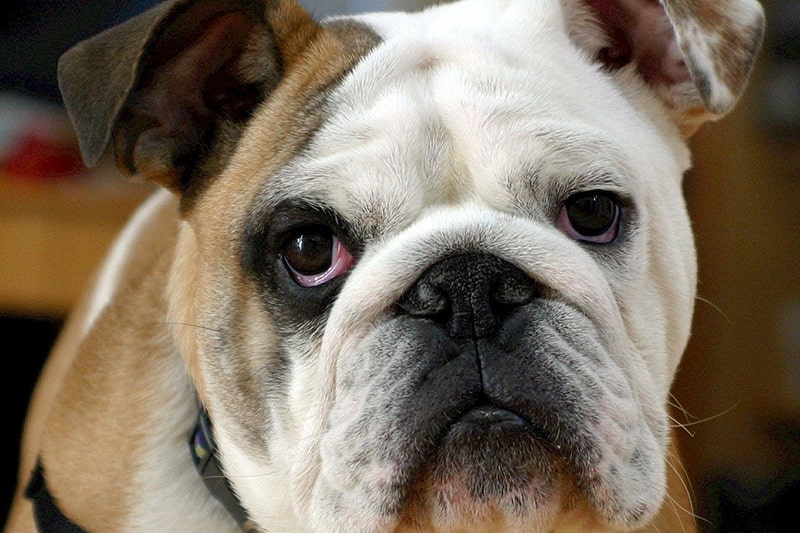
[8,189,182,532]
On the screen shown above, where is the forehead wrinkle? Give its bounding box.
[256,3,633,240]
[422,50,610,215]
[269,56,460,240]
[523,131,632,190]
[430,65,634,216]
[261,119,446,244]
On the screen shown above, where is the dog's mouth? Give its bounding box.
[397,402,573,530]
[428,403,565,497]
[448,404,531,435]
[434,404,554,475]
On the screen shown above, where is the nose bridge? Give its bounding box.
[399,252,538,338]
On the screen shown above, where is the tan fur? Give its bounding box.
[394,435,696,532]
[6,194,179,532]
[173,6,380,413]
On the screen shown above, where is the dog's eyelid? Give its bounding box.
[262,200,359,251]
[553,170,630,200]
[559,187,630,207]
[283,235,356,288]
[555,189,627,245]
[268,203,335,231]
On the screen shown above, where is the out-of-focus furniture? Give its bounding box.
[0,170,153,317]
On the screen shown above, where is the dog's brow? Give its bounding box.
[509,132,632,202]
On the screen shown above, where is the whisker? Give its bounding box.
[668,401,740,430]
[664,455,714,530]
[668,393,692,421]
[694,295,732,325]
[666,414,696,437]
[163,320,226,334]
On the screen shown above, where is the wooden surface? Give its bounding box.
[0,169,154,318]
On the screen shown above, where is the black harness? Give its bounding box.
[25,461,84,533]
[26,408,254,532]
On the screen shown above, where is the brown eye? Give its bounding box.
[284,227,333,276]
[557,191,621,243]
[281,226,355,287]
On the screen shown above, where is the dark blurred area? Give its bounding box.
[677,1,800,531]
[0,318,60,522]
[0,0,159,103]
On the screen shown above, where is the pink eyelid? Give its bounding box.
[290,237,355,287]
[556,207,619,243]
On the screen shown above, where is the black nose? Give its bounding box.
[398,253,538,338]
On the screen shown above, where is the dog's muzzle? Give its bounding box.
[316,247,661,528]
[394,253,573,501]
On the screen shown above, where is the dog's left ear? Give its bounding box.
[574,0,765,137]
[57,0,321,193]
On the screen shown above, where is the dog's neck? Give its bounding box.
[26,405,250,533]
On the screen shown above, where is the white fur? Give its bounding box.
[125,340,237,532]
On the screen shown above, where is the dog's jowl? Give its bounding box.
[6,1,764,532]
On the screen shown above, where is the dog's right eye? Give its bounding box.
[281,226,354,287]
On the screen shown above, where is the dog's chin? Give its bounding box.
[397,405,575,532]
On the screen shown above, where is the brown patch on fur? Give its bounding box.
[677,107,715,138]
[662,0,764,115]
[6,194,179,531]
[179,5,382,272]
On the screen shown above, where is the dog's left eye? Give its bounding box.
[557,191,621,244]
[281,226,355,287]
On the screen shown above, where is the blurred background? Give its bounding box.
[1,0,798,530]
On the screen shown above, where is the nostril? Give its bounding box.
[493,269,538,306]
[398,280,450,320]
[488,272,537,325]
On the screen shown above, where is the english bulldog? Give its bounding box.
[5,0,764,531]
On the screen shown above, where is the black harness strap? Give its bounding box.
[25,461,88,533]
[190,406,258,532]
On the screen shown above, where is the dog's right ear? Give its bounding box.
[58,0,318,194]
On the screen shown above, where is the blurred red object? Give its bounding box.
[1,128,85,180]
[0,91,87,181]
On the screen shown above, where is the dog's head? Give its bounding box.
[58,0,763,530]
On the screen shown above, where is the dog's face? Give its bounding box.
[58,0,764,530]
